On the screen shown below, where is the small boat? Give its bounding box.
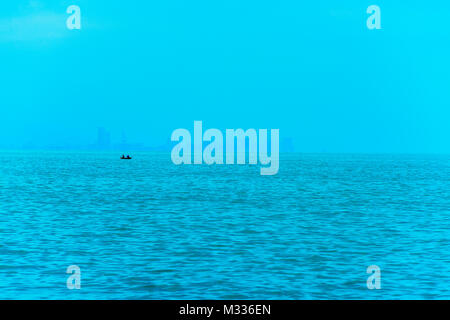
[120,155,132,160]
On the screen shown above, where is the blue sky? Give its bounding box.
[0,1,449,152]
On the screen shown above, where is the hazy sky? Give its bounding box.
[1,1,449,152]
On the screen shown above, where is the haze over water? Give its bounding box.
[1,1,450,300]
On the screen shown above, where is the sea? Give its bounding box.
[0,151,449,299]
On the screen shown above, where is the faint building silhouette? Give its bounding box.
[97,127,111,150]
[281,137,295,153]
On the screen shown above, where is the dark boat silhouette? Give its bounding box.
[120,155,132,160]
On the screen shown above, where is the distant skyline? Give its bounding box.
[0,125,297,153]
[1,1,450,153]
[2,126,172,152]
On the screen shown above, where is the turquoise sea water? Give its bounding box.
[0,151,449,299]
